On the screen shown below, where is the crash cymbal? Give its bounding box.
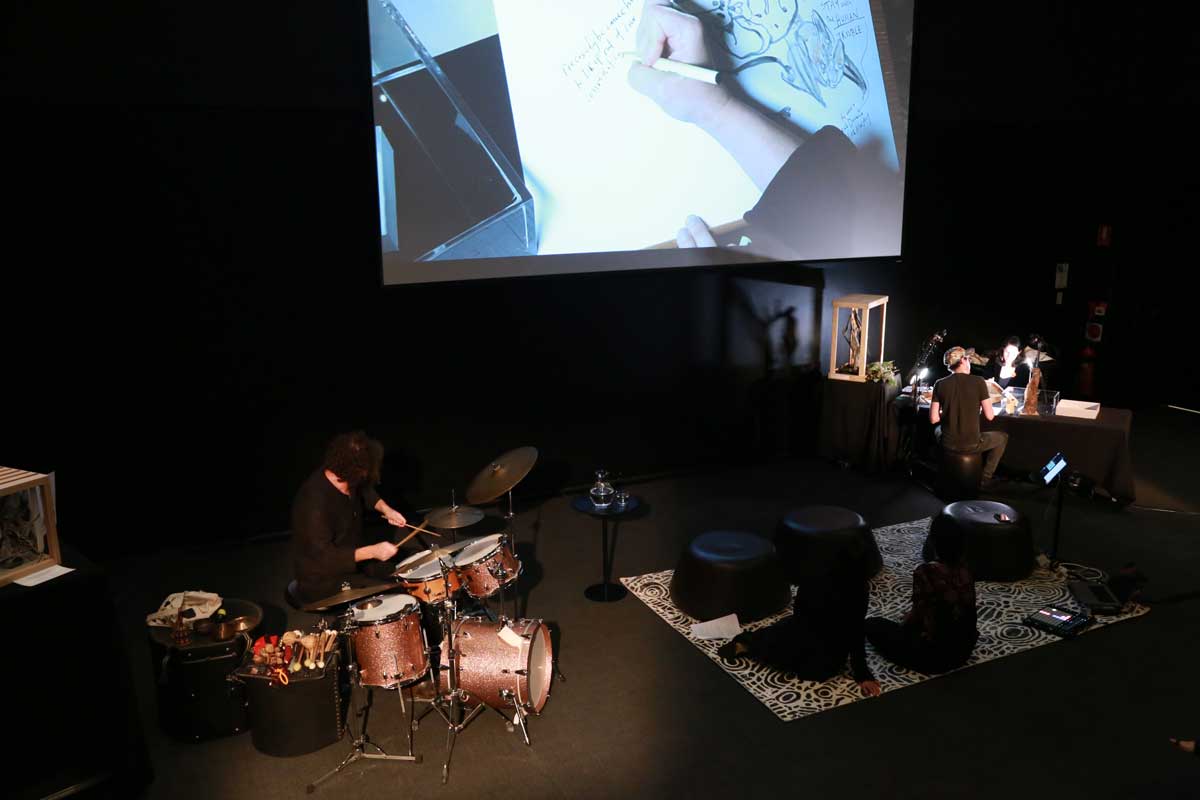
[302,582,398,612]
[466,446,539,504]
[425,504,484,530]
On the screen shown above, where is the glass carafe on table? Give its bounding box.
[589,469,614,509]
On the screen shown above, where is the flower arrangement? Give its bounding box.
[865,360,899,386]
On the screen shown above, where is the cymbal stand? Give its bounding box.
[502,492,521,621]
[305,617,420,794]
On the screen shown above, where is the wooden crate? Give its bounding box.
[0,467,60,587]
[828,293,889,382]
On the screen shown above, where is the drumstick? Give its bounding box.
[395,520,441,542]
[394,522,442,549]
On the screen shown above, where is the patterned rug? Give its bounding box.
[621,518,1149,722]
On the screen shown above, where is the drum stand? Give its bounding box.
[405,555,488,784]
[305,623,420,794]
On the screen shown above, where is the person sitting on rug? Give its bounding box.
[931,345,1008,488]
[864,521,978,674]
[717,542,881,698]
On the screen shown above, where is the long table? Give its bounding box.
[981,407,1135,503]
[896,393,1136,504]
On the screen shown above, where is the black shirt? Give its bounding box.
[742,560,874,683]
[932,372,990,451]
[988,358,1029,390]
[291,470,381,604]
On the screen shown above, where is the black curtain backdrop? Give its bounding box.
[2,3,1190,558]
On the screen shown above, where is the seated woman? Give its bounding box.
[988,335,1029,390]
[718,542,881,697]
[864,523,979,674]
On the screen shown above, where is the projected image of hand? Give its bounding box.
[627,1,730,127]
[675,215,717,248]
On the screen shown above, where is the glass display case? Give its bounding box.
[368,1,535,262]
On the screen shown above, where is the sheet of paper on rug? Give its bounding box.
[493,0,761,255]
[690,613,742,640]
[14,563,74,587]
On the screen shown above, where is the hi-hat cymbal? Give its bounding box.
[466,446,539,504]
[425,504,484,529]
[302,582,398,612]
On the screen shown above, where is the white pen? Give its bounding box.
[621,51,723,85]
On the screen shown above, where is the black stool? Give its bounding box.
[774,506,883,583]
[669,531,790,622]
[922,501,1034,581]
[937,449,983,501]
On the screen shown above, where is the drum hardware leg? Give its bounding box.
[305,678,420,794]
[497,690,532,746]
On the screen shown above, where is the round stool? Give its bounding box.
[922,501,1034,581]
[669,531,789,622]
[937,449,983,501]
[285,579,304,611]
[774,506,883,584]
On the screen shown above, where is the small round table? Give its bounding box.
[571,495,642,602]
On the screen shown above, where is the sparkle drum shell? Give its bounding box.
[394,550,463,604]
[441,617,553,713]
[453,533,521,599]
[348,594,427,688]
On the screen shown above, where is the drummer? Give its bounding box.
[291,431,412,606]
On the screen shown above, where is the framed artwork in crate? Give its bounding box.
[1,467,60,587]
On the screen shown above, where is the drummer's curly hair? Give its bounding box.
[323,431,372,487]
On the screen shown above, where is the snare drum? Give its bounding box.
[452,533,521,599]
[441,617,552,714]
[347,594,427,688]
[394,550,463,604]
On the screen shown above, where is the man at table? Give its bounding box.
[931,346,1008,488]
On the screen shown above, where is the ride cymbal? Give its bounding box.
[466,446,538,504]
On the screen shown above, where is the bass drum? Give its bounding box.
[441,617,553,714]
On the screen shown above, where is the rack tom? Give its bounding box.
[452,533,521,599]
[394,550,463,604]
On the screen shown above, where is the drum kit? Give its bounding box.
[302,447,553,789]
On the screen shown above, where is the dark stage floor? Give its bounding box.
[37,408,1200,799]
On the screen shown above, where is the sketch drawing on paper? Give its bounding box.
[681,1,867,108]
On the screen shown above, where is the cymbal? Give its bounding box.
[466,446,539,504]
[302,582,398,612]
[425,504,484,530]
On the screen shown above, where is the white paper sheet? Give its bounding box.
[14,564,74,587]
[690,613,742,640]
[493,0,761,255]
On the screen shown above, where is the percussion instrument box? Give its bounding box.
[239,652,347,757]
[148,632,250,742]
[146,598,262,742]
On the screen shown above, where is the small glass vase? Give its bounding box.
[589,469,614,509]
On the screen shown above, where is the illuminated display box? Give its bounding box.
[828,294,889,383]
[0,467,60,587]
